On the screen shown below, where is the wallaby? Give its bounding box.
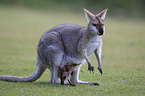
[0,8,108,85]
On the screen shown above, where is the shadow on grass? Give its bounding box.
[1,79,100,87]
[32,81,74,87]
[32,81,100,87]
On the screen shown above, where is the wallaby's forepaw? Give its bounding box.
[88,65,94,73]
[98,67,103,75]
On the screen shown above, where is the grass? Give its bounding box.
[0,6,145,96]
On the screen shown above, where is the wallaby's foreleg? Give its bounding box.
[84,55,94,73]
[94,48,103,74]
[81,51,94,72]
[77,33,94,72]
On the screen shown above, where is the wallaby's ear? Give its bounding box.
[96,8,108,20]
[83,8,95,22]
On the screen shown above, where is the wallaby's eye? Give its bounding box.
[93,24,97,26]
[93,24,104,26]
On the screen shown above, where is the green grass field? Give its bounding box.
[0,6,145,96]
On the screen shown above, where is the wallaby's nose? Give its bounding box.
[99,28,104,34]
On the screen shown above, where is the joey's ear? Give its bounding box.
[83,8,95,22]
[58,66,62,70]
[96,8,108,20]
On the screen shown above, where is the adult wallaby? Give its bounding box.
[0,8,108,85]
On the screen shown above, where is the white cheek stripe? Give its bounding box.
[91,26,106,35]
[92,26,98,32]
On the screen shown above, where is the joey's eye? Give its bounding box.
[63,77,66,80]
[66,68,69,72]
[93,24,97,26]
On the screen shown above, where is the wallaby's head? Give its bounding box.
[83,8,108,36]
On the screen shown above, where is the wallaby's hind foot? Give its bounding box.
[50,65,59,84]
[91,82,100,86]
[75,80,100,86]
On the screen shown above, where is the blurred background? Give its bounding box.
[0,0,145,18]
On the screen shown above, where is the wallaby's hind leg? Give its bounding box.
[70,65,87,84]
[70,65,99,85]
[49,54,63,84]
[38,31,64,84]
[50,65,59,84]
[46,47,63,84]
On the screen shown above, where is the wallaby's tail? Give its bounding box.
[0,65,46,82]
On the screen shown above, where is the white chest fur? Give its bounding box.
[87,36,102,56]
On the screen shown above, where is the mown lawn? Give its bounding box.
[0,6,145,96]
